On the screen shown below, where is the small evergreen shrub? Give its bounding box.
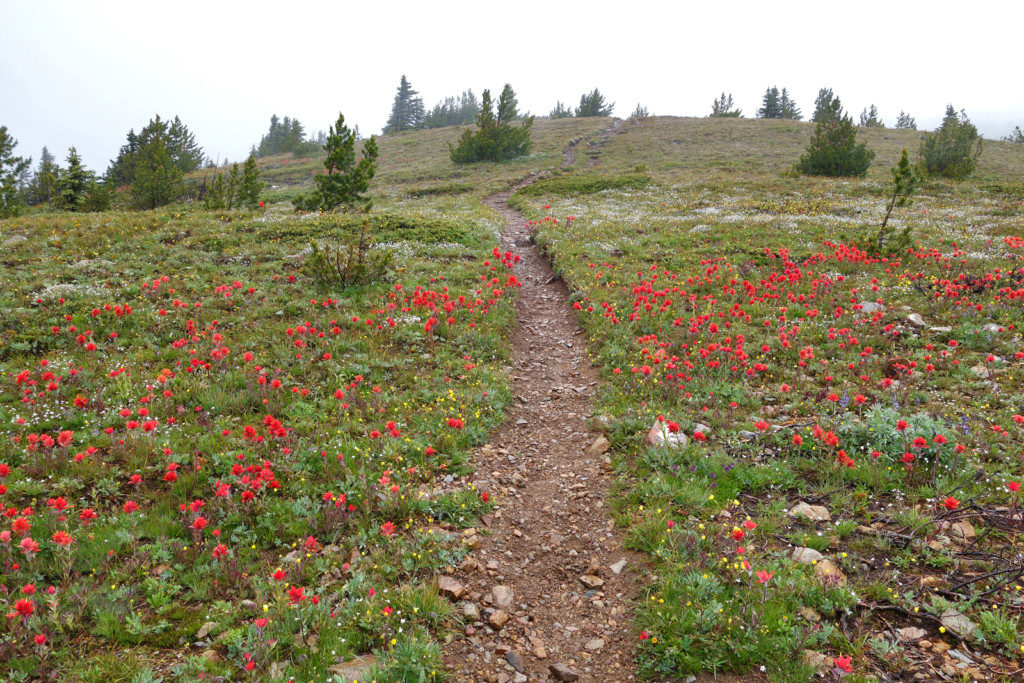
[797,95,874,177]
[303,221,392,288]
[516,171,651,197]
[449,86,533,163]
[919,105,982,180]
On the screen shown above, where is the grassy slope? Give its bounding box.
[514,116,1024,680]
[0,118,607,681]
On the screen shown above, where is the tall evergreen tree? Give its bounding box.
[812,88,836,122]
[757,87,782,119]
[575,89,615,117]
[27,146,59,205]
[797,95,874,177]
[496,84,519,124]
[859,104,884,127]
[384,75,425,133]
[166,116,204,173]
[239,154,263,209]
[710,92,742,117]
[56,147,95,212]
[0,126,30,218]
[129,131,182,210]
[779,89,802,120]
[894,111,917,130]
[296,112,379,211]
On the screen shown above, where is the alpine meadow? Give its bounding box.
[3,3,1024,682]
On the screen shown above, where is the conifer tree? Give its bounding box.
[384,75,425,133]
[630,103,650,118]
[797,95,874,177]
[918,105,982,180]
[166,116,205,172]
[225,163,239,210]
[549,101,572,119]
[575,89,615,117]
[449,88,534,163]
[0,126,31,218]
[757,87,781,119]
[894,111,917,130]
[239,154,263,209]
[28,146,59,205]
[497,84,519,124]
[812,88,836,122]
[1004,126,1024,144]
[296,112,379,211]
[859,104,884,127]
[779,89,802,120]
[710,92,742,117]
[56,147,94,212]
[129,131,182,210]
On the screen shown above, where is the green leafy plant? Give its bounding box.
[303,220,392,288]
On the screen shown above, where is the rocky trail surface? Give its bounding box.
[441,122,642,682]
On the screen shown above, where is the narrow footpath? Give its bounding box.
[442,121,640,683]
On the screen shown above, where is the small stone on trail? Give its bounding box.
[584,637,605,651]
[587,436,611,456]
[438,576,466,600]
[505,650,525,673]
[489,610,510,629]
[549,663,580,681]
[492,584,514,609]
[609,558,627,574]
[579,574,604,589]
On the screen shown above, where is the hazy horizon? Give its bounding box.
[3,0,1022,173]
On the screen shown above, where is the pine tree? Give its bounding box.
[630,103,650,119]
[0,126,30,218]
[239,154,263,209]
[129,132,182,210]
[225,163,239,210]
[496,84,519,124]
[710,92,741,117]
[205,172,226,210]
[757,87,782,119]
[27,146,59,205]
[797,95,875,177]
[575,89,615,117]
[549,101,572,119]
[56,147,95,212]
[918,105,982,180]
[780,89,802,120]
[384,75,425,133]
[894,111,917,130]
[296,112,379,211]
[449,88,534,163]
[812,88,836,122]
[166,116,204,172]
[873,148,919,253]
[859,104,884,127]
[1004,126,1024,144]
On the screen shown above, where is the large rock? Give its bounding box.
[791,547,825,565]
[646,420,687,449]
[790,501,832,522]
[329,654,377,681]
[801,650,831,673]
[814,559,847,585]
[940,609,977,638]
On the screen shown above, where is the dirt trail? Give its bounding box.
[442,122,640,682]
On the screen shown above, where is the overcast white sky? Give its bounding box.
[2,0,1022,172]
